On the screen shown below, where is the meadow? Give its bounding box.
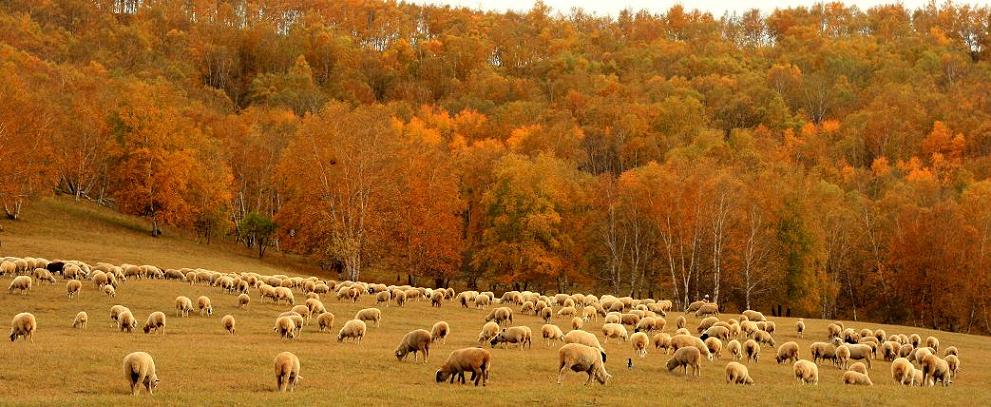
[0,198,989,406]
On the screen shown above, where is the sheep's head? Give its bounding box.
[435,369,449,383]
[150,375,160,390]
[595,366,611,385]
[143,326,152,334]
[395,349,406,360]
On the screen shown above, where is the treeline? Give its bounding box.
[1,0,991,332]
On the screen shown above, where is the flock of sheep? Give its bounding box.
[1,255,964,396]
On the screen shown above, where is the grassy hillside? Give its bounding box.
[0,198,989,405]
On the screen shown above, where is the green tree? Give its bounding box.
[239,212,276,258]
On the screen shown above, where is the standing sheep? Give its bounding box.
[317,312,336,332]
[675,316,686,330]
[66,280,82,299]
[558,343,612,385]
[337,319,367,344]
[72,311,88,329]
[601,323,629,343]
[478,321,501,345]
[945,354,960,379]
[103,285,117,299]
[395,329,432,362]
[794,359,819,384]
[175,296,193,317]
[925,336,940,353]
[196,296,213,316]
[9,312,36,342]
[484,307,514,325]
[274,352,302,392]
[8,276,32,295]
[273,316,297,340]
[237,294,250,310]
[796,319,805,338]
[727,339,742,360]
[123,352,159,396]
[431,321,450,344]
[542,324,565,346]
[142,312,167,335]
[564,330,607,362]
[704,337,723,360]
[944,346,959,357]
[725,361,754,385]
[631,332,650,358]
[436,347,491,386]
[666,347,702,377]
[490,326,532,350]
[117,310,137,333]
[776,341,800,364]
[921,354,951,387]
[744,339,760,364]
[891,357,916,385]
[222,315,236,335]
[354,308,382,327]
[571,317,584,331]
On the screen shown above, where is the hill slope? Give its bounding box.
[0,199,989,405]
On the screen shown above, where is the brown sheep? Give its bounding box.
[395,329,432,362]
[436,347,492,386]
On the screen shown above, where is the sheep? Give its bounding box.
[810,342,838,366]
[431,291,444,307]
[945,354,960,379]
[304,298,327,315]
[8,276,31,295]
[925,336,940,353]
[891,357,916,385]
[796,319,805,338]
[564,330,607,362]
[395,329,432,362]
[631,332,650,358]
[490,326,532,350]
[354,308,382,327]
[32,268,56,285]
[776,341,800,364]
[9,312,36,342]
[848,361,868,375]
[110,305,130,327]
[237,294,250,310]
[670,334,713,360]
[274,286,295,305]
[794,359,819,384]
[175,296,194,317]
[484,307,514,325]
[558,343,611,385]
[274,352,302,392]
[844,343,874,369]
[619,313,641,327]
[921,354,951,387]
[843,371,873,385]
[557,306,578,319]
[675,316,686,329]
[725,361,754,385]
[222,314,236,335]
[196,296,213,316]
[66,280,82,299]
[910,347,935,365]
[436,347,492,386]
[478,321,501,344]
[666,346,702,377]
[601,323,629,343]
[142,311,167,335]
[571,317,584,331]
[898,344,913,358]
[704,337,722,359]
[117,310,137,332]
[752,330,775,348]
[72,311,88,329]
[727,339,742,360]
[882,341,900,361]
[273,316,297,340]
[744,339,760,364]
[909,334,921,348]
[291,305,311,325]
[103,285,117,298]
[375,290,390,306]
[431,321,450,344]
[337,319,367,344]
[394,290,407,307]
[542,324,565,346]
[123,352,159,396]
[701,325,731,342]
[944,346,958,357]
[317,312,336,332]
[695,303,718,317]
[827,323,842,340]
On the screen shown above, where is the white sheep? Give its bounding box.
[123,352,159,395]
[117,310,137,332]
[274,352,302,392]
[794,359,819,384]
[601,323,629,343]
[222,314,236,335]
[843,370,873,385]
[9,312,36,342]
[337,319,367,344]
[666,346,702,377]
[431,321,450,344]
[142,311,166,335]
[542,324,565,346]
[725,361,754,385]
[175,296,193,317]
[631,331,650,358]
[237,294,250,310]
[317,312,336,332]
[354,308,382,327]
[8,276,32,295]
[196,296,213,316]
[273,316,297,340]
[72,311,88,329]
[891,357,916,385]
[558,343,612,385]
[66,280,82,299]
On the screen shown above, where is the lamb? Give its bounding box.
[490,326,532,350]
[666,346,702,377]
[72,311,88,329]
[337,319,367,344]
[354,308,382,327]
[558,343,612,385]
[66,280,82,299]
[436,347,492,386]
[142,311,167,335]
[222,314,236,335]
[794,359,819,384]
[175,296,194,317]
[9,312,36,342]
[478,321,501,344]
[601,323,629,343]
[430,321,450,344]
[704,337,723,359]
[123,352,159,396]
[921,354,951,387]
[317,312,336,332]
[776,341,800,364]
[274,352,302,392]
[891,357,916,385]
[395,329,432,362]
[484,307,514,325]
[631,332,650,358]
[237,294,250,310]
[796,319,805,338]
[843,371,873,385]
[744,339,760,364]
[925,336,940,353]
[564,330,607,362]
[196,296,213,316]
[727,339,742,360]
[117,310,137,332]
[273,316,297,340]
[8,276,32,295]
[725,361,754,385]
[542,324,566,346]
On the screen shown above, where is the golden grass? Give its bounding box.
[0,198,990,406]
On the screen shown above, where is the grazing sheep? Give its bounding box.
[110,305,130,327]
[317,312,336,332]
[844,344,874,369]
[175,296,193,317]
[843,371,873,385]
[631,332,650,358]
[558,343,612,385]
[704,337,723,359]
[354,308,382,327]
[291,305,311,325]
[794,359,819,384]
[601,323,629,343]
[142,311,167,335]
[431,291,444,307]
[564,330,607,362]
[725,361,754,385]
[810,342,838,366]
[538,306,553,323]
[695,303,719,317]
[9,312,36,342]
[776,341,800,364]
[478,321,501,344]
[744,339,760,364]
[882,341,900,361]
[701,326,731,342]
[675,316,686,329]
[395,329,432,362]
[237,294,250,310]
[911,347,935,365]
[727,339,742,360]
[196,296,213,316]
[921,354,951,387]
[431,321,450,344]
[222,314,236,335]
[944,346,958,357]
[897,344,913,358]
[945,354,959,379]
[117,310,137,332]
[571,317,584,330]
[273,316,297,340]
[827,323,842,340]
[752,330,775,348]
[891,357,916,385]
[66,280,82,299]
[274,352,302,392]
[436,347,492,386]
[490,326,532,350]
[909,334,921,348]
[72,311,88,329]
[33,268,56,285]
[670,334,712,360]
[337,319,367,344]
[849,362,868,375]
[542,324,565,346]
[484,307,514,325]
[666,346,702,377]
[8,276,32,295]
[796,319,805,338]
[393,290,407,307]
[103,284,117,298]
[123,352,159,396]
[742,310,765,321]
[925,336,940,353]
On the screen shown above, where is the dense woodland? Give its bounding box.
[1,0,991,332]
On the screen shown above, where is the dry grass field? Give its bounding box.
[0,198,990,406]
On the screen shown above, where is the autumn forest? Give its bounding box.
[1,0,991,333]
